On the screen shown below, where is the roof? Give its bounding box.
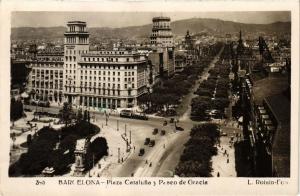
[264,93,290,177]
[264,93,290,124]
[252,76,289,104]
[67,21,86,24]
[272,123,290,177]
[152,16,171,22]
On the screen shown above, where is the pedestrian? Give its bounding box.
[217,172,220,177]
[227,158,229,163]
[145,160,148,164]
[149,162,152,167]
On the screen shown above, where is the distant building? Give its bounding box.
[150,17,173,47]
[149,16,175,77]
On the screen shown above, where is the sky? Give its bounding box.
[11,11,291,28]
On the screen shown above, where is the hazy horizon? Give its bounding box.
[12,11,291,28]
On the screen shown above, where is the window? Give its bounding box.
[125,84,127,88]
[126,58,129,62]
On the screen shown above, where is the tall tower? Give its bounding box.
[64,21,89,104]
[150,16,175,77]
[150,17,174,48]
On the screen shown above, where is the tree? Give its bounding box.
[27,134,32,146]
[59,102,74,127]
[10,97,24,121]
[76,108,83,123]
[83,110,88,121]
[87,111,90,123]
[175,123,220,177]
[11,132,16,148]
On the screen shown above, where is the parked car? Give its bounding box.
[120,109,132,118]
[163,120,167,126]
[160,130,166,136]
[152,128,158,135]
[149,140,155,147]
[138,148,145,156]
[169,118,174,123]
[144,138,150,145]
[175,126,184,131]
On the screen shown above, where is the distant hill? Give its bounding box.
[11,18,291,41]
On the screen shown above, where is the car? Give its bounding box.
[163,120,167,126]
[138,148,145,156]
[160,130,166,136]
[120,110,132,118]
[221,132,227,136]
[149,140,155,147]
[152,128,158,135]
[144,138,150,145]
[175,126,184,131]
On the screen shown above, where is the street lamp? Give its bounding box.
[118,147,120,163]
[124,124,127,136]
[105,111,109,126]
[117,120,119,131]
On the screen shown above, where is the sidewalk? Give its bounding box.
[211,136,237,177]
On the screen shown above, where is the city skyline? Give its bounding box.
[12,11,291,28]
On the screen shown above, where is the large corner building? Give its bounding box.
[28,21,148,109]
